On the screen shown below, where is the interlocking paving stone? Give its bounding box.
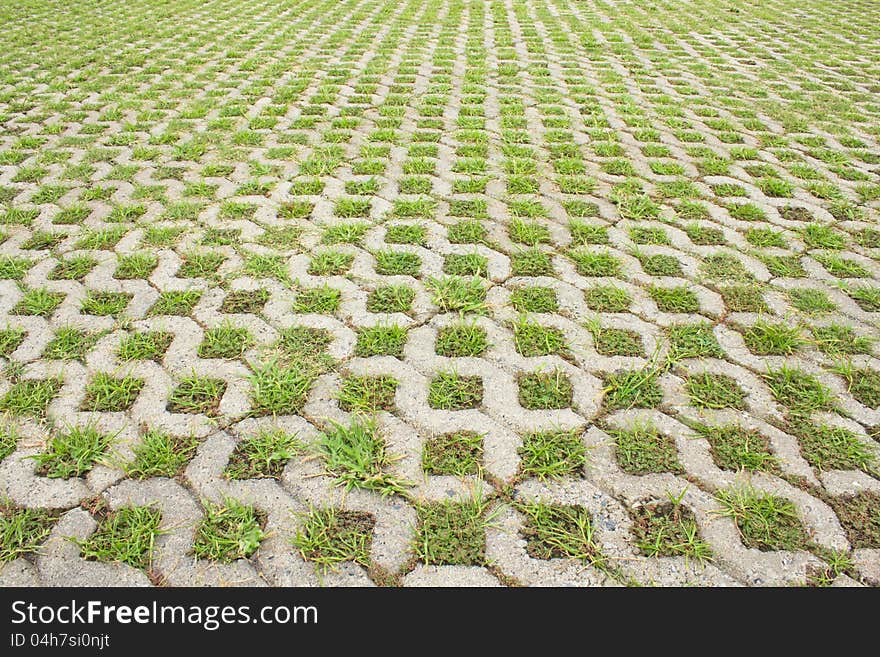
[0,0,879,587]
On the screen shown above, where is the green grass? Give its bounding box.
[293,286,341,314]
[720,285,767,312]
[694,425,778,472]
[513,318,568,358]
[568,249,621,277]
[444,253,488,277]
[118,332,173,362]
[602,368,662,410]
[337,375,397,413]
[741,321,803,355]
[31,425,114,478]
[81,291,130,316]
[789,421,877,474]
[827,493,880,549]
[584,285,631,312]
[422,432,483,476]
[630,493,712,562]
[225,429,303,480]
[43,327,101,361]
[0,378,62,417]
[126,430,200,479]
[167,375,226,416]
[428,371,483,410]
[13,288,65,317]
[198,323,253,359]
[811,325,873,356]
[518,503,606,567]
[192,499,266,562]
[374,250,421,276]
[308,250,353,276]
[611,424,683,475]
[510,286,557,313]
[292,507,375,572]
[716,488,809,552]
[588,323,643,357]
[650,286,699,313]
[0,327,26,357]
[355,324,407,358]
[763,366,835,413]
[82,373,143,412]
[413,496,492,566]
[220,289,270,314]
[366,285,414,313]
[518,370,572,410]
[833,363,880,408]
[0,424,20,461]
[248,360,311,416]
[510,248,553,276]
[686,373,746,409]
[77,506,162,570]
[0,504,57,562]
[315,419,408,496]
[435,323,489,357]
[667,322,723,360]
[518,429,586,479]
[427,276,486,314]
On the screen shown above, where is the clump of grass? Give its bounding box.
[0,378,62,417]
[827,493,880,549]
[630,492,712,562]
[789,421,877,475]
[741,321,803,355]
[832,362,880,409]
[337,375,397,413]
[518,429,586,479]
[428,371,483,410]
[248,360,313,416]
[518,370,573,410]
[513,318,569,358]
[693,424,778,472]
[316,420,408,496]
[292,507,375,573]
[435,323,488,357]
[610,424,683,475]
[763,366,834,413]
[366,284,414,313]
[30,425,114,478]
[716,488,809,552]
[518,502,606,567]
[0,505,57,562]
[77,506,162,569]
[413,496,491,565]
[422,432,483,476]
[167,375,226,416]
[355,324,407,358]
[82,373,143,412]
[126,430,200,479]
[686,373,747,409]
[510,286,557,313]
[192,499,266,562]
[198,323,253,359]
[225,429,304,480]
[667,322,723,360]
[811,325,873,356]
[427,276,486,313]
[118,332,173,362]
[602,367,662,410]
[584,285,630,312]
[650,286,699,313]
